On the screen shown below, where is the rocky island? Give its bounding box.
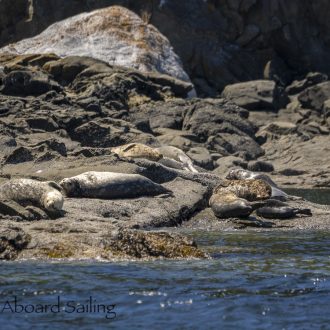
[0,2,330,262]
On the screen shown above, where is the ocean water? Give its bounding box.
[1,191,330,329]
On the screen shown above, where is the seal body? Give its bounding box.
[59,171,172,199]
[256,206,312,219]
[210,179,272,219]
[226,168,288,199]
[155,146,198,173]
[209,192,252,218]
[111,143,163,161]
[0,179,64,212]
[214,179,272,201]
[158,157,187,171]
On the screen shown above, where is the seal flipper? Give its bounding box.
[47,181,63,192]
[293,208,312,216]
[187,163,199,173]
[178,154,198,173]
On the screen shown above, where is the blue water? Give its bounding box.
[1,230,330,330]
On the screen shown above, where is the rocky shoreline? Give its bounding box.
[0,52,329,261]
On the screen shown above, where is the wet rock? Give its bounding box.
[0,226,31,260]
[102,229,207,259]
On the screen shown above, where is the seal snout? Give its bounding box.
[59,178,75,195]
[44,191,64,212]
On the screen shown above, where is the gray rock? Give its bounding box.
[221,80,288,111]
[298,81,330,112]
[187,147,214,170]
[0,226,31,260]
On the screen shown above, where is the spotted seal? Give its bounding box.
[155,146,198,173]
[111,143,163,161]
[59,171,172,199]
[226,168,290,199]
[209,179,272,218]
[0,179,64,212]
[215,179,272,201]
[209,191,252,218]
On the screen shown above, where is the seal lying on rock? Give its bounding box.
[0,179,64,213]
[111,143,163,161]
[155,146,198,173]
[217,179,272,201]
[256,206,312,219]
[209,191,253,218]
[209,179,272,218]
[226,168,290,199]
[59,171,172,199]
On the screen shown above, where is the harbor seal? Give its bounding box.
[111,143,163,161]
[155,146,198,173]
[59,171,172,199]
[209,192,252,218]
[215,179,272,201]
[256,206,312,219]
[0,179,64,212]
[226,168,289,199]
[209,179,272,218]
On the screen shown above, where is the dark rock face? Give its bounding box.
[0,226,30,260]
[1,1,330,95]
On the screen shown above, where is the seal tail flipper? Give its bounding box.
[294,208,312,216]
[178,154,199,173]
[287,195,304,201]
[187,163,199,173]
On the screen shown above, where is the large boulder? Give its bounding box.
[1,6,191,83]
